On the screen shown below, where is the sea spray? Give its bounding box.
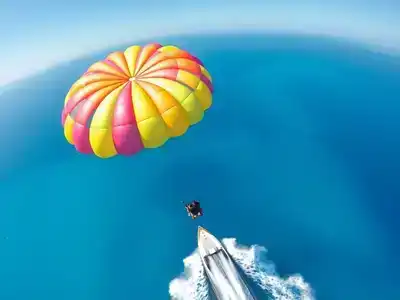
[223,238,315,300]
[169,249,210,300]
[169,239,315,300]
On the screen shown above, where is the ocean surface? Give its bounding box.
[0,34,399,300]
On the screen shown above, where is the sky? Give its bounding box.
[0,0,399,86]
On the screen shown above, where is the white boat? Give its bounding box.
[197,226,256,300]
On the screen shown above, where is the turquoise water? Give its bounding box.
[0,34,399,300]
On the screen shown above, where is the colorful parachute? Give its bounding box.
[62,43,213,158]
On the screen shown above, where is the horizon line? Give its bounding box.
[1,30,399,90]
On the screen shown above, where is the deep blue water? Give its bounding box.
[0,34,399,300]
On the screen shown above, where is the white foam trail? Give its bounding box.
[169,239,315,300]
[223,238,315,300]
[169,249,210,300]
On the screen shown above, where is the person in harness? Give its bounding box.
[184,200,203,219]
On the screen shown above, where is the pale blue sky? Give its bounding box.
[0,0,398,86]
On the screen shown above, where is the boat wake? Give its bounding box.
[169,248,210,300]
[169,238,315,300]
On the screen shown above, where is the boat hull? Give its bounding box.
[197,226,256,300]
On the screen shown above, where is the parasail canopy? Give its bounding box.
[62,43,213,158]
